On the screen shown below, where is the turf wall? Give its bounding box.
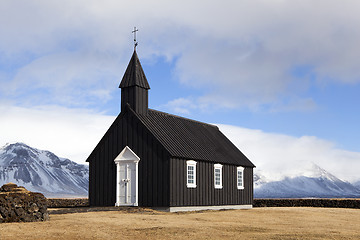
[254,199,360,209]
[47,198,360,209]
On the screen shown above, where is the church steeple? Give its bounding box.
[119,50,150,114]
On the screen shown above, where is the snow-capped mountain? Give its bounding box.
[354,181,360,189]
[0,142,88,197]
[254,164,360,198]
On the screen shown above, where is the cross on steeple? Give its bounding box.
[132,27,138,50]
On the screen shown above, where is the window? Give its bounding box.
[237,166,244,189]
[186,160,197,188]
[214,164,223,189]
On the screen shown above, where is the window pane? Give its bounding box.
[187,164,195,185]
[186,161,197,188]
[237,170,243,187]
[215,168,221,186]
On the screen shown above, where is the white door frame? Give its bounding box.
[114,146,140,207]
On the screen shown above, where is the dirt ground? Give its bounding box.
[1,207,359,239]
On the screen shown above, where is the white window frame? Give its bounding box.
[237,166,244,190]
[214,164,223,189]
[186,160,197,188]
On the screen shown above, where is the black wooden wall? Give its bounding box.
[169,158,253,207]
[121,86,148,114]
[88,110,170,207]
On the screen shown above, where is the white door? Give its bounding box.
[114,146,140,207]
[118,163,137,205]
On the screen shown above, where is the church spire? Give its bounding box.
[119,51,150,114]
[119,51,150,90]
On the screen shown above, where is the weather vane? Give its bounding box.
[132,27,138,50]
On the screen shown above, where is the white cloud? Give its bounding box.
[1,0,360,111]
[162,95,317,115]
[0,104,115,164]
[268,97,317,113]
[161,98,195,115]
[160,97,212,115]
[217,124,360,183]
[2,51,122,108]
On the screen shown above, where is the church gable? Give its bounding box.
[86,105,170,163]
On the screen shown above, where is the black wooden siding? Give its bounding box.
[169,158,253,207]
[121,87,148,114]
[88,110,170,207]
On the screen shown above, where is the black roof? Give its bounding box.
[131,107,255,167]
[119,51,150,89]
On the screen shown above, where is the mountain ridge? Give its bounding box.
[254,164,360,198]
[0,142,88,197]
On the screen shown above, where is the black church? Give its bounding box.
[86,50,255,212]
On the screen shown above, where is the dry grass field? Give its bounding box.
[1,207,359,239]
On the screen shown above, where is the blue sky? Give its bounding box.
[1,0,360,182]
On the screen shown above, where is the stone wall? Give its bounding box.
[254,199,360,209]
[47,198,89,208]
[0,183,49,223]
